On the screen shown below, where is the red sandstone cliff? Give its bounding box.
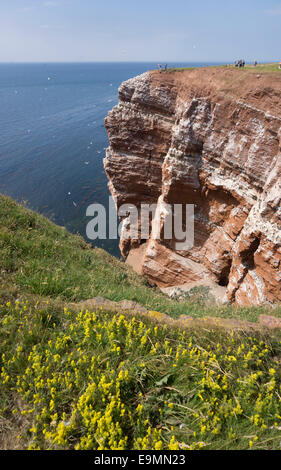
[104,67,281,306]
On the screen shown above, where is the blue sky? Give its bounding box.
[0,0,280,62]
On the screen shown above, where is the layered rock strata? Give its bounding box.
[104,68,281,306]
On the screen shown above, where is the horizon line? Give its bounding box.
[0,60,278,65]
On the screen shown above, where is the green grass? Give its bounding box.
[166,67,197,72]
[235,63,281,73]
[1,193,280,322]
[168,63,281,74]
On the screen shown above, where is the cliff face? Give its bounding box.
[104,68,281,306]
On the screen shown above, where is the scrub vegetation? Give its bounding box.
[1,194,281,450]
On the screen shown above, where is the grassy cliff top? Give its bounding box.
[168,63,281,74]
[150,62,281,120]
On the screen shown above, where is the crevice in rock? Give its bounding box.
[240,236,261,270]
[229,235,261,302]
[218,259,232,287]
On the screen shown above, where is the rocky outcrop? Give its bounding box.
[104,68,281,306]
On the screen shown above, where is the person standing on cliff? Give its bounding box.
[158,64,162,72]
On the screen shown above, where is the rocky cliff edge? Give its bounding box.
[104,67,281,306]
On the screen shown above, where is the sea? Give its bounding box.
[0,62,222,257]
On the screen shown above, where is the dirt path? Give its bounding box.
[70,296,281,334]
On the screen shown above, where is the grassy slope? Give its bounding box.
[0,194,197,318]
[1,194,280,322]
[1,194,281,450]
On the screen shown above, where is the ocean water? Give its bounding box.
[0,62,221,256]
